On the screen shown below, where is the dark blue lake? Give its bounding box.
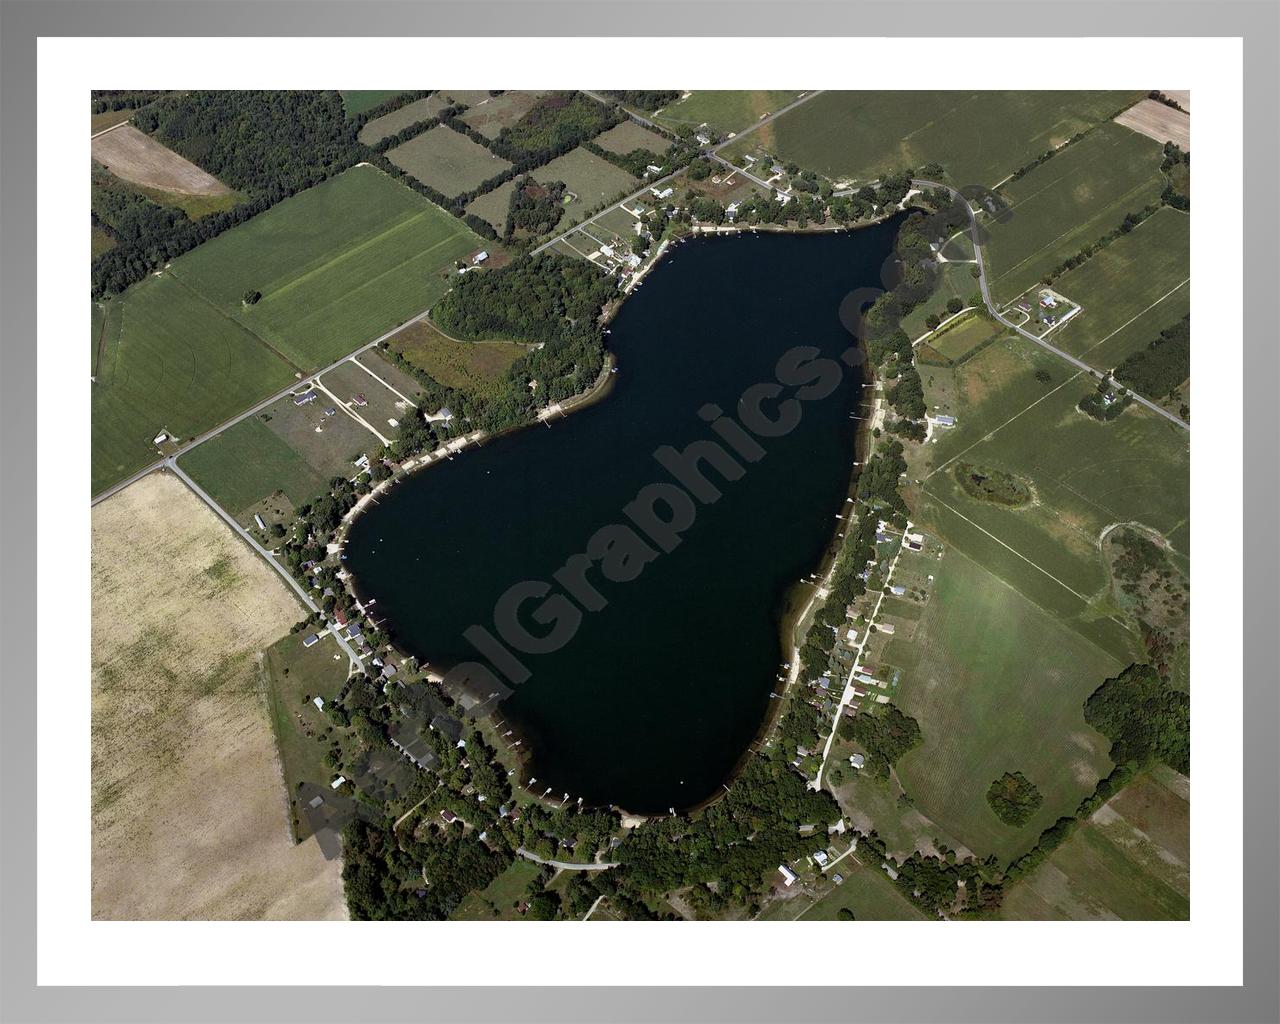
[345,220,903,813]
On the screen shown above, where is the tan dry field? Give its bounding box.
[91,124,233,196]
[92,472,346,920]
[1115,98,1191,150]
[1162,90,1190,112]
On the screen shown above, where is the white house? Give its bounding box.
[472,250,489,265]
[849,753,865,770]
[778,865,798,886]
[312,696,325,710]
[330,775,346,790]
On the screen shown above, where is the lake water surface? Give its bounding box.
[345,221,903,813]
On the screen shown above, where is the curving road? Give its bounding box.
[516,847,617,871]
[913,178,1190,432]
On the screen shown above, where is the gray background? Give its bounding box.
[1,2,1276,1021]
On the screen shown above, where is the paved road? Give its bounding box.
[708,152,777,192]
[91,322,408,506]
[811,529,907,790]
[516,847,618,871]
[532,90,823,258]
[167,458,366,672]
[913,178,1190,432]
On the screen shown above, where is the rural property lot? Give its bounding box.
[1114,98,1191,151]
[460,90,551,139]
[1001,766,1189,919]
[917,344,1189,656]
[593,119,671,156]
[465,177,518,232]
[357,94,453,145]
[319,357,416,435]
[92,473,345,920]
[94,166,480,494]
[736,91,1144,188]
[386,124,513,198]
[91,123,234,196]
[170,164,482,368]
[1046,207,1191,367]
[889,549,1119,865]
[653,90,804,138]
[534,147,638,227]
[388,319,526,399]
[90,274,296,495]
[984,123,1167,304]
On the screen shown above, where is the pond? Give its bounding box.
[345,218,904,813]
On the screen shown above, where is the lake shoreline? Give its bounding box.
[338,216,908,820]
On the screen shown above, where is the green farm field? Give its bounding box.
[534,148,638,227]
[90,274,295,495]
[985,123,1167,303]
[1044,207,1191,367]
[1000,766,1189,919]
[177,414,328,522]
[890,549,1120,864]
[737,91,1144,188]
[653,90,805,137]
[169,165,483,369]
[913,335,1189,659]
[386,124,512,198]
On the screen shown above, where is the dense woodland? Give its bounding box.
[1112,315,1190,400]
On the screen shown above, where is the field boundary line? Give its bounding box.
[989,177,1164,293]
[163,270,304,375]
[924,370,1084,482]
[922,490,1093,603]
[1077,277,1190,360]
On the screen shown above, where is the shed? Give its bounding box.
[302,633,320,648]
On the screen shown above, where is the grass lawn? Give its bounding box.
[533,147,638,227]
[1043,207,1190,367]
[261,629,357,840]
[169,165,482,369]
[735,91,1144,188]
[798,857,930,921]
[890,548,1119,864]
[450,859,541,920]
[91,225,117,258]
[386,124,512,198]
[984,123,1167,304]
[928,313,1005,363]
[653,90,804,137]
[1000,766,1188,919]
[178,414,328,522]
[90,274,295,495]
[901,262,980,342]
[390,318,527,398]
[356,94,452,144]
[340,90,408,117]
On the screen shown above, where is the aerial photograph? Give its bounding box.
[89,87,1191,923]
